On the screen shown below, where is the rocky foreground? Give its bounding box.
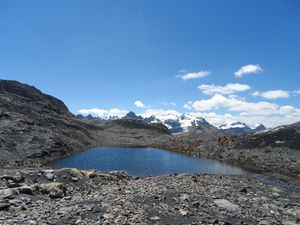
[0,168,299,225]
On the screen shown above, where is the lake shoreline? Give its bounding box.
[49,147,245,177]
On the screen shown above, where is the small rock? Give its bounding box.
[150,216,160,221]
[214,199,240,211]
[45,173,54,181]
[282,221,299,225]
[37,182,67,198]
[192,201,200,208]
[85,170,98,178]
[71,177,78,182]
[59,206,73,214]
[179,193,189,201]
[19,186,34,195]
[0,203,10,211]
[75,219,82,224]
[103,213,114,219]
[258,220,270,225]
[179,209,188,216]
[240,188,248,193]
[62,168,84,179]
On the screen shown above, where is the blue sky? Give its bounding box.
[1,0,300,127]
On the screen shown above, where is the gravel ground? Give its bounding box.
[0,168,299,225]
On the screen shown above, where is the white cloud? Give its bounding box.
[235,64,262,78]
[141,109,181,121]
[177,70,211,80]
[183,101,193,110]
[252,90,290,99]
[134,100,145,108]
[279,105,297,115]
[178,109,300,128]
[185,94,279,116]
[78,108,128,119]
[199,83,250,95]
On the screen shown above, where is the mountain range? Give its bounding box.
[1,79,299,182]
[77,111,266,135]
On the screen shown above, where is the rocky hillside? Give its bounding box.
[0,80,172,168]
[0,80,69,113]
[234,122,300,150]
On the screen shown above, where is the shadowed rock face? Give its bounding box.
[0,80,172,168]
[0,80,69,113]
[234,123,300,150]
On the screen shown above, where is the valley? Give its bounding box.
[0,80,300,225]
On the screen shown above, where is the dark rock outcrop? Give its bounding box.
[122,111,143,120]
[234,122,300,150]
[0,80,172,168]
[0,80,69,113]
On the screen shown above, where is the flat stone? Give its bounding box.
[214,199,240,211]
[0,188,19,198]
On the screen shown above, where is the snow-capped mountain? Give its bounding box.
[77,111,265,134]
[142,112,216,133]
[219,121,266,134]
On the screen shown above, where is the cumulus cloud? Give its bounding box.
[252,90,290,99]
[176,70,211,80]
[234,64,262,78]
[134,100,145,108]
[78,108,128,119]
[199,83,250,95]
[279,105,297,115]
[181,105,300,128]
[184,94,279,116]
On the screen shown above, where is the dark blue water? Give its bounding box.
[50,147,245,176]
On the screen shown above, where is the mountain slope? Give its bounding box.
[0,80,172,168]
[234,122,300,150]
